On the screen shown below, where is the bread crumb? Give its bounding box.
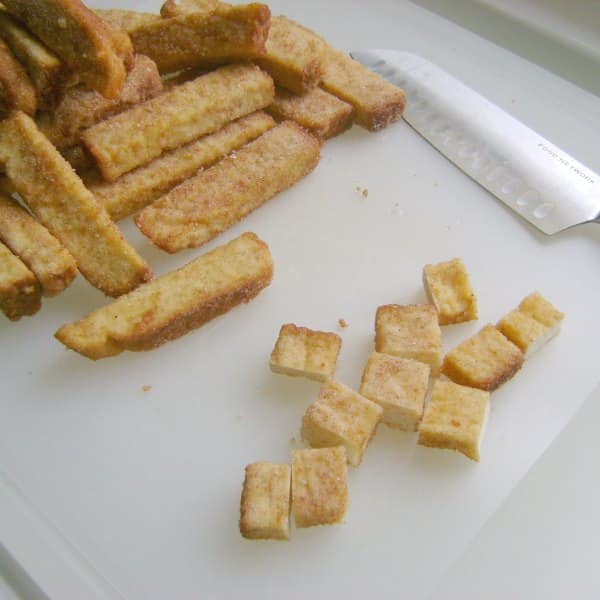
[142,385,152,392]
[338,318,348,328]
[354,185,369,198]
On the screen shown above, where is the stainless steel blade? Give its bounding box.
[350,49,600,234]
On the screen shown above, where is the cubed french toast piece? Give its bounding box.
[55,232,273,359]
[497,291,564,357]
[518,291,565,329]
[291,446,348,528]
[375,304,442,375]
[423,258,478,325]
[0,240,41,321]
[418,379,490,462]
[441,324,524,391]
[269,323,342,382]
[359,352,430,431]
[301,380,382,467]
[240,462,291,540]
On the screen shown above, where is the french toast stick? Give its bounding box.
[160,0,219,18]
[267,86,353,139]
[135,121,320,253]
[256,15,322,95]
[55,232,274,359]
[0,111,151,297]
[0,9,67,109]
[37,54,163,150]
[88,111,276,221]
[81,63,274,181]
[0,240,41,321]
[0,37,37,116]
[128,3,270,74]
[2,0,128,98]
[0,194,77,296]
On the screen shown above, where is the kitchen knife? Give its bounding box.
[350,49,600,234]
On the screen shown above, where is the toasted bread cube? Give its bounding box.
[497,291,564,357]
[270,323,342,382]
[291,446,348,528]
[418,379,490,461]
[359,352,430,431]
[375,304,442,375]
[518,291,565,329]
[442,324,524,391]
[423,258,478,325]
[240,462,291,540]
[301,380,382,467]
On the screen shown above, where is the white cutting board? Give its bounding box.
[1,1,599,599]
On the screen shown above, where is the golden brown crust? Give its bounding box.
[81,63,274,182]
[267,85,354,140]
[441,324,525,391]
[374,304,442,375]
[291,447,348,528]
[269,323,342,382]
[256,16,323,95]
[160,0,219,18]
[87,111,275,221]
[0,194,77,296]
[0,10,67,110]
[0,111,151,297]
[0,240,41,320]
[240,462,291,540]
[55,232,274,359]
[2,0,127,99]
[136,120,320,253]
[95,9,160,34]
[128,3,271,74]
[359,352,430,431]
[301,380,383,467]
[0,37,37,116]
[417,380,489,462]
[423,258,478,325]
[36,54,163,150]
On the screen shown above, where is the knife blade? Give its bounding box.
[350,49,600,235]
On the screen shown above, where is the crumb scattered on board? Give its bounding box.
[338,318,348,329]
[355,185,369,198]
[142,385,152,392]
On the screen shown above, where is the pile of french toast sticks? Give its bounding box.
[0,0,406,357]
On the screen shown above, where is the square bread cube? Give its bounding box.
[518,291,565,329]
[423,258,478,325]
[375,304,442,374]
[240,462,291,540]
[359,352,430,431]
[497,309,555,357]
[270,323,342,382]
[441,324,524,391]
[418,379,490,461]
[291,446,348,528]
[301,380,383,467]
